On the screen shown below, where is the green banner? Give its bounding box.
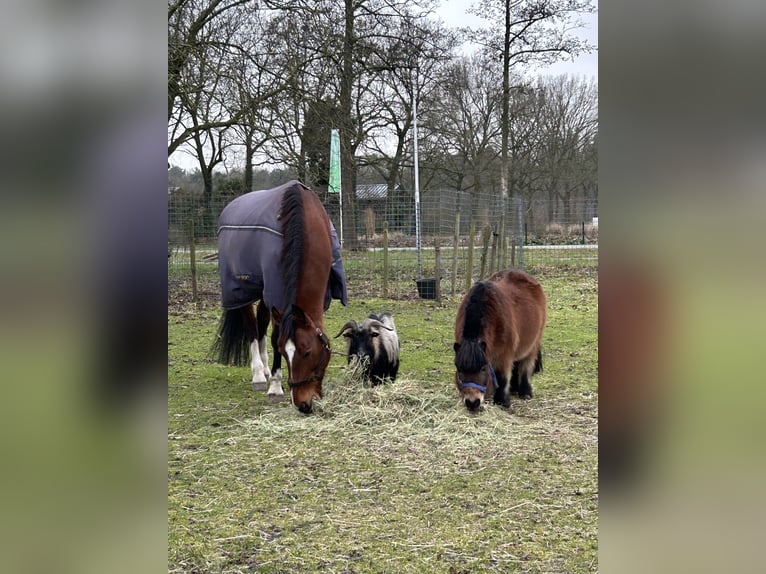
[328,128,341,194]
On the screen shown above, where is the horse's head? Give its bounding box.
[453,340,496,412]
[273,305,331,414]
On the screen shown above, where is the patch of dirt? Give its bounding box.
[168,278,219,314]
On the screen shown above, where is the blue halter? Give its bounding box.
[458,363,498,394]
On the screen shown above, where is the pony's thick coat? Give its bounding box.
[454,269,547,408]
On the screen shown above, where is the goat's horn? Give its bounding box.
[334,320,358,338]
[366,320,394,331]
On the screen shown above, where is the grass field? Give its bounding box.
[168,270,598,573]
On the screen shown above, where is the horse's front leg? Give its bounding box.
[250,337,269,391]
[516,356,535,399]
[493,365,512,408]
[509,361,520,395]
[517,369,534,399]
[266,323,284,403]
[249,302,272,391]
[241,304,269,391]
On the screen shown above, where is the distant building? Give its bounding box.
[353,183,411,234]
[355,183,392,201]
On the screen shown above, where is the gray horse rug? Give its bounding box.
[217,181,348,312]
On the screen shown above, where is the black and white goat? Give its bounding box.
[335,313,400,385]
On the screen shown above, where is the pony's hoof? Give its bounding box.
[252,380,268,391]
[519,393,533,400]
[266,393,284,403]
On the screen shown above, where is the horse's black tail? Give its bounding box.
[209,308,253,366]
[534,347,543,373]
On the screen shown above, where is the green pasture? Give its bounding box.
[168,269,597,573]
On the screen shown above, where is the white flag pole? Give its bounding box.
[413,66,422,280]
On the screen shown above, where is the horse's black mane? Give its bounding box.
[456,281,492,372]
[280,182,305,308]
[278,183,311,344]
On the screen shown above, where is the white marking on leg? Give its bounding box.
[259,337,269,380]
[279,343,294,406]
[266,377,284,402]
[266,367,284,403]
[250,340,268,390]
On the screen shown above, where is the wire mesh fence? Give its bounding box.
[168,186,597,303]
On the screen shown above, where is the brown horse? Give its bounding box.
[211,181,347,413]
[453,269,547,411]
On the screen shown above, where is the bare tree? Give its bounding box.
[333,0,438,248]
[534,75,598,223]
[169,1,291,209]
[467,0,595,207]
[257,4,342,183]
[262,0,437,248]
[168,0,252,154]
[226,13,288,193]
[419,54,505,215]
[176,28,236,220]
[359,18,458,193]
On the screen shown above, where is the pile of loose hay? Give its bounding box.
[238,362,539,459]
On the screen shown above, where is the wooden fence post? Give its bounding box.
[502,235,509,271]
[189,218,198,308]
[496,212,505,272]
[465,220,475,292]
[510,237,516,268]
[451,210,460,296]
[434,235,441,303]
[479,224,491,279]
[383,221,389,298]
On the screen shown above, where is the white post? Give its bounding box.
[413,66,422,280]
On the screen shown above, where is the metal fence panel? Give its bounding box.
[168,187,597,303]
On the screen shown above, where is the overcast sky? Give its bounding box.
[435,0,598,80]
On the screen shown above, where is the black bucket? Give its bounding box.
[416,278,437,300]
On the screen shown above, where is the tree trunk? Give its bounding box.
[244,127,254,193]
[297,133,308,184]
[340,0,359,248]
[499,0,512,212]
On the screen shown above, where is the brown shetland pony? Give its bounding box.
[453,269,547,411]
[212,181,336,414]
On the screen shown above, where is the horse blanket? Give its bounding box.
[217,181,348,312]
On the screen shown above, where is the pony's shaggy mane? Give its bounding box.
[280,183,306,308]
[455,338,486,373]
[455,281,502,372]
[461,281,489,340]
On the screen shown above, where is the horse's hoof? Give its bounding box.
[266,393,284,403]
[252,381,268,391]
[519,393,533,400]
